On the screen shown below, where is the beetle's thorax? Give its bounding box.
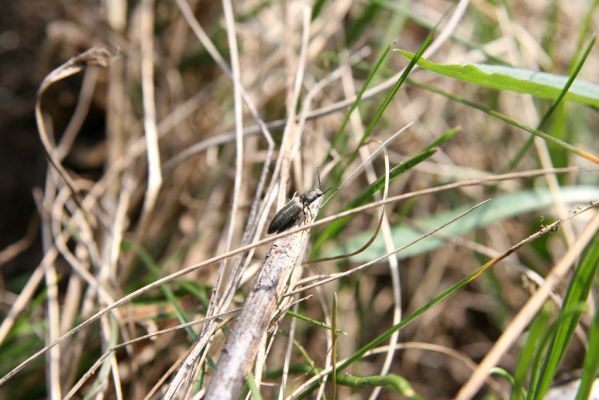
[299,189,323,206]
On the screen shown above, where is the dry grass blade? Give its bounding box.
[139,0,162,218]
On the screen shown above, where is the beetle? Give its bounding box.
[267,172,329,234]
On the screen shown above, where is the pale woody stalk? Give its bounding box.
[204,197,323,399]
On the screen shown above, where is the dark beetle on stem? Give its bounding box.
[267,189,323,234]
[267,172,329,234]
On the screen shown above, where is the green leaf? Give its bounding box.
[286,310,345,334]
[246,373,263,400]
[269,364,422,399]
[397,50,599,107]
[330,186,599,261]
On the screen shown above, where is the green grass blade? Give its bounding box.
[246,372,263,400]
[398,47,599,107]
[269,364,422,399]
[491,367,515,386]
[531,230,599,399]
[286,310,345,334]
[569,0,599,75]
[331,258,499,378]
[576,304,599,400]
[526,305,586,400]
[511,304,553,400]
[350,148,437,208]
[407,78,599,164]
[507,36,596,170]
[354,32,432,151]
[313,128,456,255]
[329,45,391,160]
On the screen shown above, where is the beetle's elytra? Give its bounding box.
[267,188,324,234]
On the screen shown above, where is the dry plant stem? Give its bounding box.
[95,186,131,397]
[105,0,127,178]
[328,123,414,203]
[340,62,401,400]
[41,174,62,400]
[351,138,398,400]
[174,0,273,149]
[164,188,278,398]
[204,198,322,399]
[171,0,274,363]
[0,254,51,343]
[114,0,466,182]
[213,0,245,306]
[164,48,371,171]
[456,208,599,400]
[202,7,312,396]
[35,47,112,217]
[100,317,123,400]
[140,0,163,218]
[64,311,241,400]
[0,167,589,387]
[270,4,311,207]
[143,349,194,400]
[55,67,98,159]
[409,226,570,310]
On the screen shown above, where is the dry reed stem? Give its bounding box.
[139,0,163,218]
[205,197,323,399]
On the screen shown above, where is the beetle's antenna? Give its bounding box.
[316,167,322,190]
